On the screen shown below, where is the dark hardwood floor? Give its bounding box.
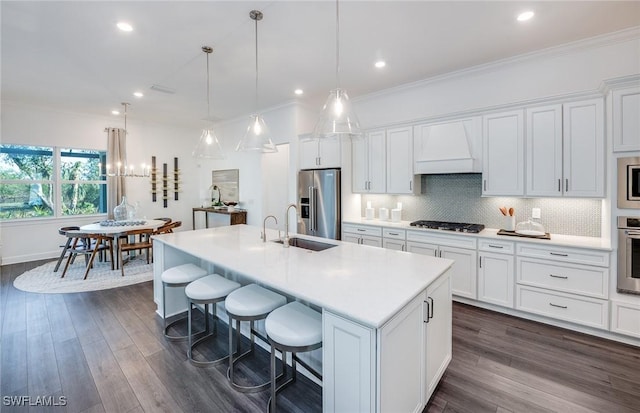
[2,259,640,412]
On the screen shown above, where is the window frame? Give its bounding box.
[0,144,107,221]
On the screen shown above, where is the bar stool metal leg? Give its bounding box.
[163,281,205,342]
[185,273,240,367]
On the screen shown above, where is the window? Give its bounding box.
[0,144,107,220]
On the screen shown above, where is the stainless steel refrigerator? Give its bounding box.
[298,168,341,240]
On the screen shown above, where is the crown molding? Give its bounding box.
[354,26,640,105]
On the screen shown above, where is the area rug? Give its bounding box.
[13,258,153,294]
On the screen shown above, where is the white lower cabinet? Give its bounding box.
[378,270,452,412]
[382,228,406,251]
[514,243,610,330]
[407,230,477,299]
[324,270,452,413]
[323,311,375,413]
[478,239,515,308]
[342,223,383,248]
[423,272,452,400]
[516,285,609,330]
[378,291,425,413]
[611,301,640,339]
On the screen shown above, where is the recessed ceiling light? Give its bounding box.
[517,11,535,22]
[111,110,120,115]
[133,91,144,98]
[294,89,304,95]
[374,60,386,69]
[117,22,133,32]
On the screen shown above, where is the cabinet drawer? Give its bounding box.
[406,230,477,250]
[478,239,514,254]
[343,223,382,237]
[516,244,610,267]
[517,258,609,299]
[383,228,406,240]
[516,286,609,330]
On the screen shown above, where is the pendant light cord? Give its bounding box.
[122,102,128,134]
[206,51,211,120]
[254,15,259,113]
[335,0,340,88]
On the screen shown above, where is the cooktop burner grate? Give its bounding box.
[409,220,485,233]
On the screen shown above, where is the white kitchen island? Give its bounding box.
[152,224,453,413]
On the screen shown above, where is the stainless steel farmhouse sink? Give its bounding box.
[272,237,337,252]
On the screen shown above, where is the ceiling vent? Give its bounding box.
[150,84,176,94]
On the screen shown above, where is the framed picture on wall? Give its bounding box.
[212,169,239,203]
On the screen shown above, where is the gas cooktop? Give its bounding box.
[409,220,485,234]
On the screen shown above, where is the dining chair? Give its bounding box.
[118,228,154,276]
[155,220,182,235]
[61,232,114,279]
[54,226,80,272]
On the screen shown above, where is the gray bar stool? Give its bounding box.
[265,301,322,413]
[225,284,287,393]
[185,273,240,367]
[161,263,208,341]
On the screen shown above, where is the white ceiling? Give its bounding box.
[2,1,639,129]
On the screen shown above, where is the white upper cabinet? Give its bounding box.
[299,137,341,170]
[352,130,386,193]
[526,104,564,197]
[482,110,525,196]
[563,98,604,197]
[386,126,418,194]
[612,86,640,152]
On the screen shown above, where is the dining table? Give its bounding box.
[76,219,167,269]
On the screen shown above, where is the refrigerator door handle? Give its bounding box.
[308,186,315,231]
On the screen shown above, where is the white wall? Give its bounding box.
[0,102,201,264]
[192,102,302,228]
[354,33,640,128]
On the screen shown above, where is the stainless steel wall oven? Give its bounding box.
[617,216,640,295]
[618,157,640,208]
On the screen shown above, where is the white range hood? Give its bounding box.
[413,116,482,174]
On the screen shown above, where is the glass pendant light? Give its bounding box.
[193,46,225,159]
[235,10,277,153]
[311,0,361,140]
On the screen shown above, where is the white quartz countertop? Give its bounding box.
[344,218,612,251]
[153,225,453,328]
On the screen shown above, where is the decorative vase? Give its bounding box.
[113,196,134,221]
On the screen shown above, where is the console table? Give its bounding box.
[192,207,247,230]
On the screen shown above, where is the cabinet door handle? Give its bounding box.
[483,179,487,191]
[428,297,434,319]
[401,244,405,251]
[488,244,504,249]
[549,303,568,309]
[409,180,412,191]
[388,232,399,236]
[479,256,482,268]
[357,229,366,232]
[549,274,568,279]
[565,179,569,192]
[550,252,569,257]
[423,300,430,323]
[558,179,561,192]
